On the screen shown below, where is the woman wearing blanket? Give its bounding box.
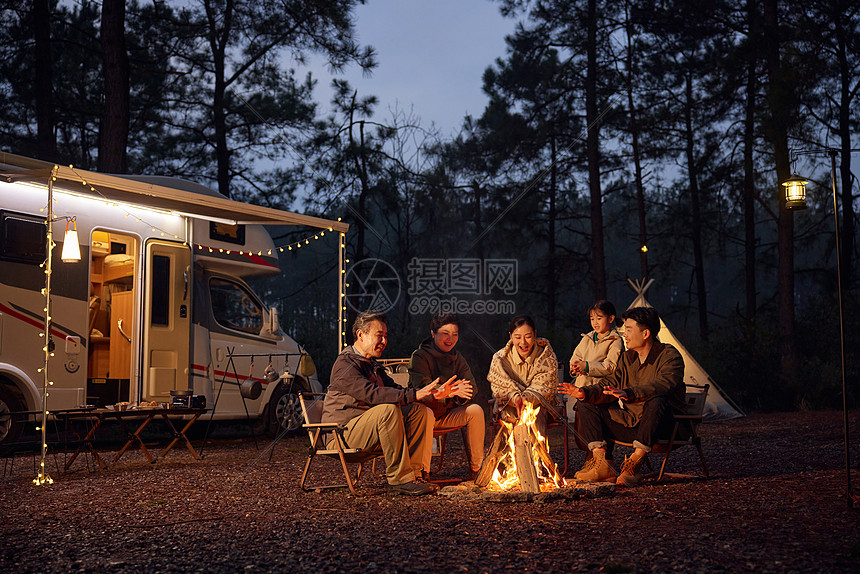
[487,315,559,436]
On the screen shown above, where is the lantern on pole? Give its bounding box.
[781,174,808,210]
[782,149,856,507]
[61,218,81,263]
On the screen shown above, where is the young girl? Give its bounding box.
[561,300,625,422]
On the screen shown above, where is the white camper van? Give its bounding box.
[0,153,347,448]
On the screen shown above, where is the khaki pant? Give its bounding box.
[426,403,486,472]
[328,403,431,485]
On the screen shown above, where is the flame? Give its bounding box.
[488,402,568,491]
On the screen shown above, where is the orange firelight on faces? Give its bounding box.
[355,320,388,358]
[432,323,459,353]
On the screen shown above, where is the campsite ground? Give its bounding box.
[1,409,858,573]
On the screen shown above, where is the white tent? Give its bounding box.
[626,278,743,421]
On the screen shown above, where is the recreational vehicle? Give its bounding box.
[0,153,347,447]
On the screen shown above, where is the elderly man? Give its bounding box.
[322,310,468,496]
[560,306,685,487]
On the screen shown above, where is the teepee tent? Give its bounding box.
[626,278,743,421]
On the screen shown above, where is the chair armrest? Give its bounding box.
[303,422,346,430]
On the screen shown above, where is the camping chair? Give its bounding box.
[432,425,469,474]
[298,393,381,496]
[369,418,469,479]
[548,402,570,477]
[608,383,710,482]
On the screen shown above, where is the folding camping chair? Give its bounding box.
[368,417,469,478]
[431,425,469,474]
[608,383,710,482]
[298,393,381,495]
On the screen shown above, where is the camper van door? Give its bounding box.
[142,240,192,401]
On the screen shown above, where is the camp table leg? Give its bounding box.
[158,411,203,460]
[64,415,107,471]
[112,412,157,465]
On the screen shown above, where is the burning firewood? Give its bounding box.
[475,427,506,487]
[476,402,567,492]
[512,424,540,493]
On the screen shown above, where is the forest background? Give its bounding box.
[1,0,857,414]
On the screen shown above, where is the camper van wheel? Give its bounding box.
[0,385,25,451]
[267,380,305,436]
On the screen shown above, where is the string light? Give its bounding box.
[190,225,341,261]
[62,166,186,241]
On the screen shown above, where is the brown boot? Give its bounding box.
[574,449,616,482]
[616,455,647,487]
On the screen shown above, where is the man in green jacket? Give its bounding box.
[560,306,685,487]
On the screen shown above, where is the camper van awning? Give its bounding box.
[0,153,348,233]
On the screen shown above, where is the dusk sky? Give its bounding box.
[309,0,517,137]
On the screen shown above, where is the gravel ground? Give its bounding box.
[1,409,858,573]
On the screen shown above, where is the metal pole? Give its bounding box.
[339,232,345,352]
[828,148,854,508]
[36,167,58,485]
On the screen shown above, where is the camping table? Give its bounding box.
[61,407,206,471]
[1,407,99,476]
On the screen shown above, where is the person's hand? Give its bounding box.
[417,375,467,401]
[416,378,443,401]
[571,360,586,375]
[449,379,474,400]
[559,382,585,400]
[602,387,629,401]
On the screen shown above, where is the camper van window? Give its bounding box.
[151,255,171,326]
[0,211,46,264]
[209,278,263,335]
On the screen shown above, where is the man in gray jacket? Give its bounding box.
[322,310,468,495]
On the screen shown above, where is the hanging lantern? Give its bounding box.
[782,174,808,210]
[61,219,81,263]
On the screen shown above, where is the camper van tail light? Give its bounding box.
[61,219,81,263]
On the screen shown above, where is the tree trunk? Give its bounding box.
[206,0,233,197]
[547,135,557,329]
[33,0,56,162]
[743,0,759,330]
[586,0,606,300]
[763,0,797,381]
[351,116,369,264]
[833,15,855,287]
[684,74,709,342]
[99,0,130,173]
[625,3,648,280]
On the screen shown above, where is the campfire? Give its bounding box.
[476,402,568,493]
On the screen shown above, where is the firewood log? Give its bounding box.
[512,424,540,493]
[476,426,507,487]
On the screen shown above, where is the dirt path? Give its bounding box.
[1,409,858,572]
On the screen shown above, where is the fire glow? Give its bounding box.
[486,402,568,492]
